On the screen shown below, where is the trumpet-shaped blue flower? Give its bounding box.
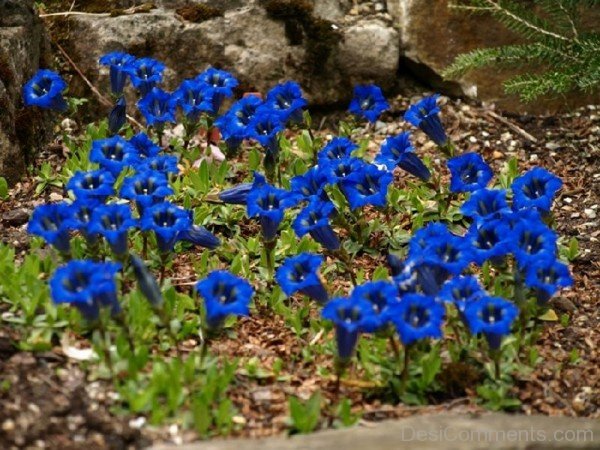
[322,296,376,359]
[263,81,307,123]
[128,132,161,159]
[196,67,238,112]
[195,270,253,329]
[108,96,127,135]
[375,132,430,180]
[420,233,473,276]
[350,281,399,331]
[22,69,68,111]
[247,183,300,241]
[408,222,452,256]
[90,136,139,177]
[247,111,285,154]
[291,167,333,200]
[170,79,215,120]
[124,57,165,96]
[447,152,493,193]
[229,94,263,126]
[348,84,389,123]
[130,255,163,308]
[137,155,180,176]
[461,189,510,223]
[275,253,328,303]
[404,94,447,146]
[66,169,115,202]
[323,157,365,183]
[525,256,573,303]
[511,167,562,213]
[99,51,135,94]
[214,113,245,151]
[438,276,485,313]
[120,170,173,212]
[88,204,137,256]
[393,257,449,296]
[50,260,122,320]
[293,199,340,251]
[140,202,192,253]
[317,137,358,165]
[28,203,75,253]
[386,294,445,345]
[71,200,101,244]
[463,297,519,349]
[511,219,557,268]
[178,225,220,250]
[341,164,393,210]
[138,87,176,127]
[466,219,512,265]
[218,172,266,205]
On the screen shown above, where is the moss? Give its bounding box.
[176,4,223,23]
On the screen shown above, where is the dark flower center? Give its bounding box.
[153,209,177,227]
[337,306,362,323]
[63,271,91,294]
[404,304,430,328]
[82,174,102,190]
[356,175,379,196]
[134,179,156,195]
[32,78,53,97]
[475,228,500,250]
[435,243,461,263]
[101,143,125,161]
[519,231,545,254]
[479,304,503,325]
[212,281,236,304]
[41,215,61,231]
[100,213,125,231]
[460,163,478,184]
[522,178,546,199]
[360,96,374,111]
[258,193,280,211]
[290,262,309,282]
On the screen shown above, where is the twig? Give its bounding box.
[39,11,111,18]
[486,110,538,143]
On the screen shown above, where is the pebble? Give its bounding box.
[468,136,477,143]
[584,208,597,219]
[545,142,560,151]
[49,192,63,202]
[529,154,538,162]
[1,419,15,432]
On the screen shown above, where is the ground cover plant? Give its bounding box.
[0,53,581,441]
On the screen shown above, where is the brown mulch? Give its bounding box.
[0,95,598,448]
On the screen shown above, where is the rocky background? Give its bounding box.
[0,0,599,184]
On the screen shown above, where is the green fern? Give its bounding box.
[443,0,600,102]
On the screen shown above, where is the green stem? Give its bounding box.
[331,248,357,286]
[264,238,277,281]
[400,344,411,395]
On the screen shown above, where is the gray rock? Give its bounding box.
[312,0,351,21]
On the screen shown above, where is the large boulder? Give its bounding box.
[0,0,52,185]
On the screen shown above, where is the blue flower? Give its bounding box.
[340,163,393,210]
[404,94,447,146]
[71,200,101,244]
[393,257,449,296]
[511,167,562,214]
[90,136,139,177]
[214,113,245,152]
[50,260,121,320]
[438,276,485,313]
[178,225,220,250]
[247,111,285,155]
[447,152,493,193]
[140,202,192,253]
[461,189,510,223]
[99,51,135,94]
[420,233,473,276]
[229,94,263,125]
[128,132,161,159]
[66,169,115,202]
[321,297,376,359]
[375,132,430,181]
[293,199,340,251]
[466,219,512,266]
[28,203,74,253]
[120,170,173,213]
[323,157,365,183]
[88,204,137,256]
[195,67,238,112]
[350,281,399,332]
[137,155,180,176]
[348,84,389,123]
[511,219,557,268]
[317,137,358,165]
[124,57,165,96]
[408,222,452,256]
[195,270,253,329]
[263,81,307,123]
[246,182,300,241]
[275,253,328,303]
[386,294,445,345]
[108,96,127,135]
[22,69,68,111]
[290,167,333,201]
[137,87,176,127]
[218,172,266,205]
[524,256,573,304]
[170,79,216,120]
[463,297,519,349]
[130,255,163,308]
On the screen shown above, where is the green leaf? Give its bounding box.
[0,177,8,200]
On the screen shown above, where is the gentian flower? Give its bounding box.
[195,67,238,112]
[195,270,253,329]
[124,57,165,96]
[386,294,445,345]
[50,260,122,320]
[461,189,510,224]
[71,199,101,245]
[178,225,220,250]
[466,219,512,265]
[246,183,300,241]
[275,253,328,303]
[348,84,389,123]
[375,132,430,181]
[498,208,541,230]
[438,276,485,313]
[137,155,180,176]
[99,51,135,94]
[88,204,137,256]
[137,87,176,127]
[350,281,399,331]
[404,94,447,146]
[247,111,285,155]
[90,136,139,177]
[393,257,449,296]
[321,297,376,359]
[291,167,334,200]
[317,137,358,165]
[22,69,68,112]
[340,163,393,210]
[511,167,562,214]
[108,96,127,135]
[27,203,74,253]
[66,169,115,202]
[214,113,245,152]
[130,255,163,308]
[511,219,557,268]
[408,222,452,256]
[323,157,365,183]
[293,199,340,251]
[120,170,174,213]
[218,172,266,205]
[229,95,263,125]
[420,233,473,276]
[447,152,493,193]
[170,79,215,120]
[140,202,192,253]
[128,132,161,159]
[263,81,307,123]
[463,296,519,349]
[524,256,573,303]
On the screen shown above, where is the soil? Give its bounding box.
[0,94,598,448]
